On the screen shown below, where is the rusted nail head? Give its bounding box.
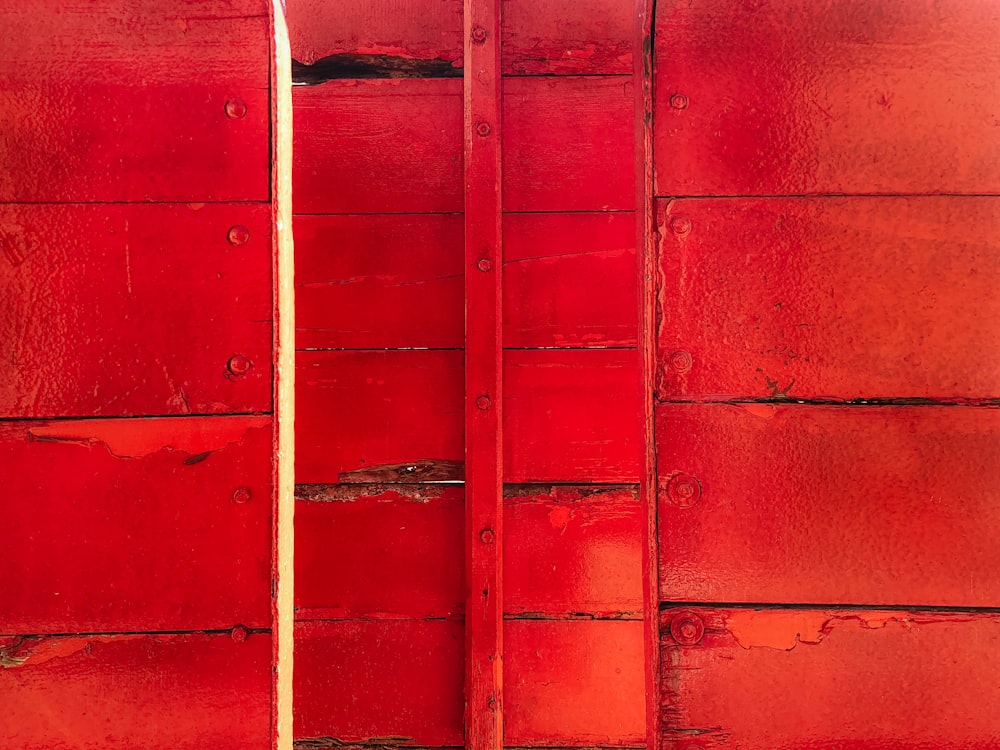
[670,350,693,373]
[480,528,495,544]
[225,98,248,119]
[472,26,488,43]
[476,395,491,410]
[232,487,252,504]
[227,225,251,246]
[227,354,252,377]
[476,121,491,137]
[670,216,693,235]
[670,612,705,646]
[231,625,249,643]
[670,93,689,110]
[477,258,492,272]
[666,473,702,508]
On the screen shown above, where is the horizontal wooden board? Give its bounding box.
[0,631,271,750]
[0,416,273,633]
[295,350,463,485]
[504,212,637,348]
[1,3,269,203]
[0,203,272,418]
[295,214,463,350]
[506,486,642,617]
[505,349,641,483]
[502,0,633,75]
[295,619,464,746]
[293,80,462,214]
[294,485,464,619]
[660,607,1000,748]
[505,619,645,746]
[657,403,1000,608]
[656,197,1000,401]
[287,0,463,66]
[504,77,635,212]
[653,0,1000,196]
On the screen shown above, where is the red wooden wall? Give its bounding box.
[0,2,292,748]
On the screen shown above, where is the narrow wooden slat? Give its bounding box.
[295,214,463,350]
[503,77,634,212]
[0,203,272,418]
[295,350,463,484]
[653,0,1000,196]
[0,632,271,750]
[505,486,642,617]
[504,349,640,483]
[660,607,1000,748]
[505,620,645,746]
[294,620,464,747]
[656,196,1000,401]
[657,403,1000,607]
[0,416,272,633]
[294,485,464,619]
[464,2,504,749]
[502,0,632,75]
[293,80,462,214]
[0,3,269,203]
[504,212,637,348]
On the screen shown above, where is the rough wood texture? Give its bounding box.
[656,197,1000,402]
[654,0,1000,196]
[0,203,272,418]
[660,607,1000,748]
[657,403,1000,607]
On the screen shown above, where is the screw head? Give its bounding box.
[476,121,491,137]
[231,625,249,643]
[670,216,692,236]
[232,487,252,504]
[227,354,252,377]
[227,225,250,246]
[670,93,689,110]
[476,395,491,410]
[670,612,705,646]
[477,258,492,272]
[225,98,248,119]
[480,528,495,544]
[472,26,488,43]
[669,350,693,373]
[666,473,702,509]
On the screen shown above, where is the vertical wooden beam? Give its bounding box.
[635,2,660,750]
[270,4,295,750]
[464,0,503,749]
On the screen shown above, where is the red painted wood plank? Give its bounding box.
[295,350,463,484]
[660,607,1000,748]
[504,349,641,483]
[505,486,642,617]
[294,619,464,746]
[657,403,1000,608]
[657,197,1000,401]
[294,485,464,619]
[0,416,272,633]
[464,3,504,748]
[504,212,637,348]
[504,77,635,212]
[653,0,1000,197]
[502,0,632,75]
[293,80,462,214]
[0,204,272,418]
[0,631,271,750]
[295,214,463,350]
[287,0,463,66]
[0,3,269,203]
[505,620,645,746]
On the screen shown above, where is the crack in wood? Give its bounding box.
[292,54,462,84]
